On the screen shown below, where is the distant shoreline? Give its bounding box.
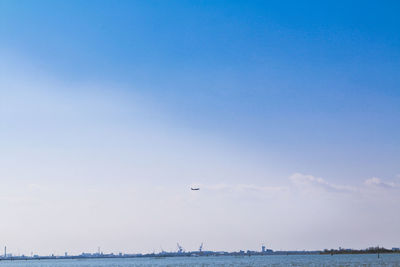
[1,251,399,262]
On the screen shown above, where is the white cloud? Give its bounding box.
[289,173,356,193]
[364,177,398,189]
[202,183,287,194]
[197,173,400,198]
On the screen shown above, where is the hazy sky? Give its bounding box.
[1,0,400,255]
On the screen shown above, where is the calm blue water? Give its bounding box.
[0,254,399,266]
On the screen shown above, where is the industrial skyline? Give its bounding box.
[1,243,399,261]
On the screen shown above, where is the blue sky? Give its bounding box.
[1,0,400,255]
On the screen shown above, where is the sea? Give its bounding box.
[0,254,399,266]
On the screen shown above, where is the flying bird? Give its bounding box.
[191,187,200,191]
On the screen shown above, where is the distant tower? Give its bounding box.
[177,243,183,253]
[4,246,6,258]
[262,245,266,253]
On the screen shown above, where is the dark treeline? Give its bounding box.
[322,247,399,255]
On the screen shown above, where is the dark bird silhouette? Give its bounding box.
[191,187,200,191]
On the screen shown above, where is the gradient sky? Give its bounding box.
[1,0,400,256]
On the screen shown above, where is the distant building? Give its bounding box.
[262,245,266,253]
[392,248,400,251]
